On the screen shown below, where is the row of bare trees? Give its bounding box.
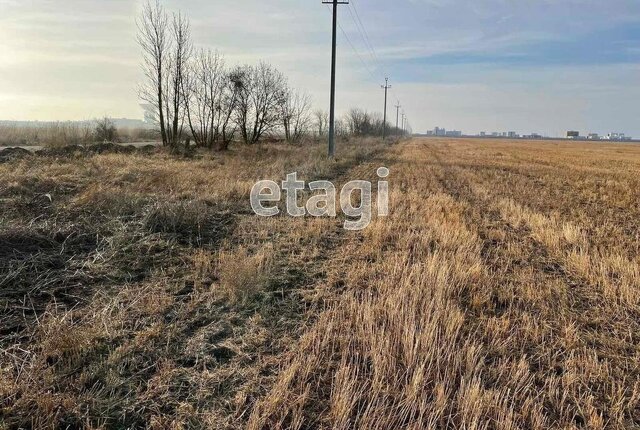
[137,1,187,147]
[137,1,312,150]
[138,1,409,150]
[310,108,407,139]
[345,108,406,137]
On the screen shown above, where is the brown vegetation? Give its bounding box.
[0,137,387,429]
[0,122,158,148]
[1,137,639,429]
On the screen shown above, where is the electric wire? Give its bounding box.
[323,4,382,85]
[323,2,411,130]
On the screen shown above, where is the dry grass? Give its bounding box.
[1,137,639,429]
[248,138,640,429]
[217,246,274,304]
[0,123,93,147]
[0,137,388,429]
[0,123,158,147]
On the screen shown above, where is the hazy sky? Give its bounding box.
[1,0,639,136]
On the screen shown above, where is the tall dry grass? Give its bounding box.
[0,122,158,147]
[0,122,93,147]
[0,137,390,429]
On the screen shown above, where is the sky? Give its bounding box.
[0,0,639,136]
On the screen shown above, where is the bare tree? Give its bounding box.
[137,0,170,146]
[183,50,239,150]
[166,11,192,147]
[235,62,287,145]
[217,69,243,150]
[232,65,252,145]
[314,109,329,138]
[346,108,366,136]
[335,118,349,139]
[137,1,192,149]
[346,108,386,137]
[281,89,312,143]
[94,117,118,142]
[183,49,222,148]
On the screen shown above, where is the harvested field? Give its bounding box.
[1,138,639,429]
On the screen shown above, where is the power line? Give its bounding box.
[324,2,413,134]
[324,4,380,85]
[350,0,379,60]
[346,2,385,78]
[344,3,412,125]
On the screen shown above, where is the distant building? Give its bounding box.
[605,133,629,141]
[434,127,446,136]
[445,130,462,137]
[508,131,518,138]
[587,133,600,140]
[566,131,580,139]
[140,103,157,125]
[491,132,500,137]
[480,132,486,137]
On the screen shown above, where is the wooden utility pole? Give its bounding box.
[323,0,349,158]
[395,101,401,135]
[381,77,391,140]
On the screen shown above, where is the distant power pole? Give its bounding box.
[381,77,391,140]
[395,101,401,135]
[401,112,406,136]
[323,0,349,158]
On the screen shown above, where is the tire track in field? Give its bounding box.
[248,140,507,429]
[241,145,403,429]
[423,139,640,428]
[445,143,640,259]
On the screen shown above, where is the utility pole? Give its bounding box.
[401,112,406,136]
[395,101,401,136]
[323,0,349,158]
[381,77,391,140]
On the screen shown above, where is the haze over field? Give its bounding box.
[1,0,639,136]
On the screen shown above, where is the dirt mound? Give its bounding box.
[0,147,32,163]
[35,143,155,158]
[86,143,137,155]
[36,145,86,157]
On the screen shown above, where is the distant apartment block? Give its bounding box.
[484,131,519,138]
[605,133,630,141]
[429,127,463,137]
[566,131,580,139]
